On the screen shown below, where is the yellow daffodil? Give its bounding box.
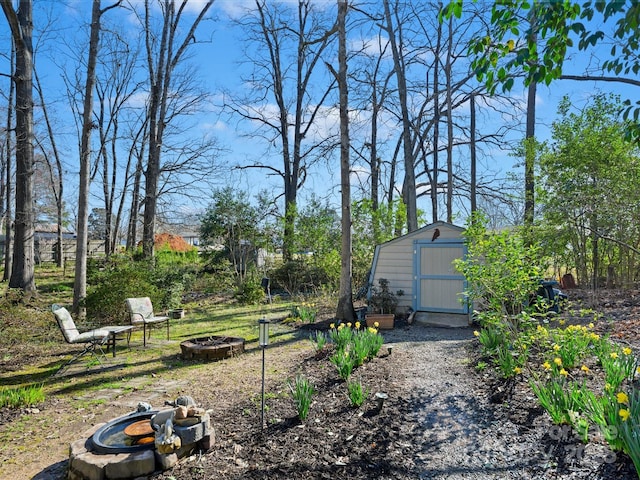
[473,330,480,337]
[368,327,378,334]
[619,409,630,422]
[588,323,595,329]
[553,344,561,352]
[580,365,590,374]
[330,323,335,329]
[610,352,619,359]
[605,383,613,392]
[559,319,566,325]
[559,368,568,377]
[513,366,522,375]
[636,366,640,376]
[347,322,352,328]
[338,324,344,331]
[355,321,361,329]
[590,333,600,341]
[374,321,379,328]
[542,361,551,371]
[623,347,632,355]
[617,392,629,405]
[553,357,562,366]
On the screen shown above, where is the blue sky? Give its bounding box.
[0,0,635,230]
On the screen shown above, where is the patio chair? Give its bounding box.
[125,297,170,347]
[53,305,110,374]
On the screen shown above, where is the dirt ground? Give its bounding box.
[2,288,640,479]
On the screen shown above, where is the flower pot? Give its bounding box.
[169,309,185,319]
[365,313,395,330]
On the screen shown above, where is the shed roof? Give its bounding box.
[377,221,464,248]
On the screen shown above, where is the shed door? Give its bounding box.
[414,241,467,314]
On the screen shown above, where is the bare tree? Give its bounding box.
[74,0,122,314]
[94,27,143,255]
[140,0,215,259]
[382,0,418,231]
[1,0,36,292]
[33,67,65,267]
[225,0,337,260]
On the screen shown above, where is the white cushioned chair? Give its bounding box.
[125,297,170,347]
[53,305,110,374]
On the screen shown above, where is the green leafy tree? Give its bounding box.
[444,0,640,135]
[294,196,341,289]
[537,94,640,287]
[200,188,267,283]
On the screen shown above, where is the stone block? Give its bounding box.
[70,423,105,457]
[198,433,214,451]
[104,450,155,479]
[173,421,204,444]
[155,451,179,470]
[70,451,111,480]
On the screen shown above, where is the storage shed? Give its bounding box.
[368,221,469,327]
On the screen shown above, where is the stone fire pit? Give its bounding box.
[68,398,213,480]
[180,336,245,360]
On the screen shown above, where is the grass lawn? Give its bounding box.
[0,263,317,401]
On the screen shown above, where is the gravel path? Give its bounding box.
[380,325,627,480]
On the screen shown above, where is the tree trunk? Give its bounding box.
[34,68,65,268]
[445,15,453,223]
[2,0,36,292]
[431,17,442,222]
[73,0,102,315]
[142,0,214,260]
[383,0,417,232]
[334,0,355,322]
[3,39,14,281]
[470,93,477,215]
[524,12,537,228]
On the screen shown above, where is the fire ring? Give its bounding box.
[180,336,245,360]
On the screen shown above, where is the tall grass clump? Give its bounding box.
[288,374,315,421]
[0,384,45,408]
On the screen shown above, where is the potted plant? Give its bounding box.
[365,278,398,329]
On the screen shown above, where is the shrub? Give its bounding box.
[234,273,265,305]
[85,256,160,324]
[454,212,547,320]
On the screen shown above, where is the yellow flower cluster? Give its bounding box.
[617,392,629,404]
[617,391,631,422]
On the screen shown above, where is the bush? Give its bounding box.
[234,273,265,305]
[270,258,338,295]
[85,255,160,323]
